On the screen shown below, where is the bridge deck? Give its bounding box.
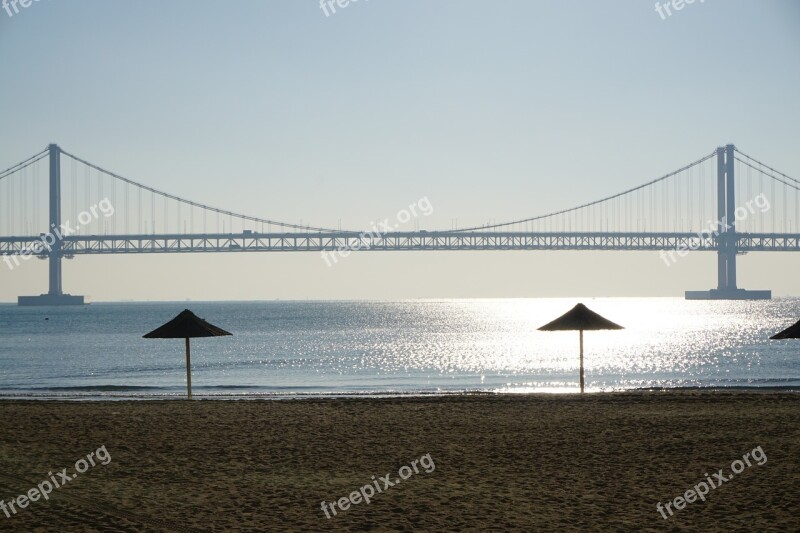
[1,232,799,255]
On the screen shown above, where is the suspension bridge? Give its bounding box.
[1,143,798,305]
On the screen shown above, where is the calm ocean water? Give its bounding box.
[0,298,798,399]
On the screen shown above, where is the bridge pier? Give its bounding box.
[685,144,770,301]
[18,144,87,306]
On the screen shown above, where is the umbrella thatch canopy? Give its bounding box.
[538,303,624,393]
[770,319,800,340]
[143,309,232,400]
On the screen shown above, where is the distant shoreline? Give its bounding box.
[1,386,799,402]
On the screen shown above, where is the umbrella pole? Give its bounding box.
[185,337,192,400]
[579,329,584,394]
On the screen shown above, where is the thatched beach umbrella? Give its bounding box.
[770,319,800,340]
[538,303,623,393]
[143,309,232,400]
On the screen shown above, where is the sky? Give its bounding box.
[0,0,798,301]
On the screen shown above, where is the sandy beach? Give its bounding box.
[0,392,797,532]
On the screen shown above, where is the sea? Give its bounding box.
[0,298,798,400]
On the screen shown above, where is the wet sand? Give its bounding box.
[0,392,797,532]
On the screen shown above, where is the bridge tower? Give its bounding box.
[685,144,771,300]
[18,144,87,306]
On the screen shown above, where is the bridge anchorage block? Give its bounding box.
[18,294,89,306]
[685,289,771,301]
